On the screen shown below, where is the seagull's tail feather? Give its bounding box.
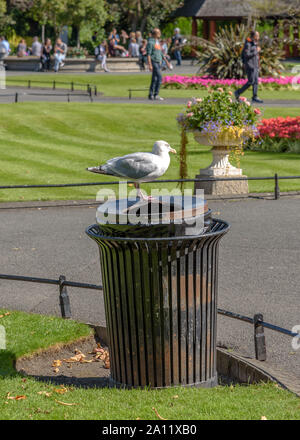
[86,166,114,176]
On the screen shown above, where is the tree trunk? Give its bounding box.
[76,26,80,48]
[41,24,45,44]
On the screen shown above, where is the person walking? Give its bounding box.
[235,31,263,104]
[147,28,171,101]
[95,40,110,72]
[172,27,182,66]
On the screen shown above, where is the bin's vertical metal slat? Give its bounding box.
[170,241,179,385]
[98,243,117,380]
[118,243,133,385]
[110,241,127,384]
[140,242,155,387]
[107,243,122,382]
[105,242,121,382]
[150,241,163,387]
[179,241,187,385]
[187,239,197,384]
[200,239,208,382]
[132,242,147,387]
[161,242,171,386]
[194,238,203,384]
[209,235,218,380]
[211,235,219,379]
[124,243,140,386]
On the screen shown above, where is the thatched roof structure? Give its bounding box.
[174,0,299,19]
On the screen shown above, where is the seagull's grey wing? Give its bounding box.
[105,153,159,180]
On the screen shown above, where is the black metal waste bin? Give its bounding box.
[86,196,229,388]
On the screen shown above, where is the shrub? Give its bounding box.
[195,24,284,79]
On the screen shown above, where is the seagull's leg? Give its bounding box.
[134,182,155,201]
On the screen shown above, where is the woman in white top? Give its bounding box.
[95,41,110,72]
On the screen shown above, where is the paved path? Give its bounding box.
[0,196,299,380]
[1,86,300,107]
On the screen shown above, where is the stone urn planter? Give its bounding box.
[193,129,249,196]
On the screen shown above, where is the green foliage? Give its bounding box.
[177,90,260,131]
[247,137,300,153]
[196,24,285,79]
[106,0,183,34]
[162,17,192,38]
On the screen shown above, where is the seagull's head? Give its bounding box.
[152,140,177,156]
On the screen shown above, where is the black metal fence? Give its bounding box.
[0,272,299,361]
[1,174,300,200]
[5,77,98,96]
[0,90,93,103]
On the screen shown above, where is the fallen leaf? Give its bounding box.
[172,395,179,399]
[261,416,267,420]
[80,359,94,363]
[54,387,68,395]
[4,312,10,316]
[37,391,52,397]
[52,360,62,367]
[152,407,167,420]
[63,353,86,363]
[7,394,26,401]
[55,400,78,406]
[53,368,59,373]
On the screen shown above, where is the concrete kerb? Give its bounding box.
[91,324,300,396]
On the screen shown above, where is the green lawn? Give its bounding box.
[0,103,299,202]
[0,309,299,420]
[5,73,300,101]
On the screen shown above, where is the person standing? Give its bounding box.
[235,31,263,104]
[95,40,110,72]
[147,28,171,101]
[172,27,182,66]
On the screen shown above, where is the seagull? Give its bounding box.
[87,140,176,201]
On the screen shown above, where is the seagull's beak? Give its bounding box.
[87,166,101,173]
[169,148,177,154]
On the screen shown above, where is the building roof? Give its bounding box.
[174,0,298,19]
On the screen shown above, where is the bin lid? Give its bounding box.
[96,196,208,226]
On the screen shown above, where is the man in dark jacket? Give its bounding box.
[235,31,263,104]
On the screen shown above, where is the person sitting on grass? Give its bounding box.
[95,40,110,72]
[53,38,67,72]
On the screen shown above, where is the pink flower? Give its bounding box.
[186,112,194,117]
[239,96,247,102]
[217,87,224,92]
[245,101,251,106]
[187,101,192,108]
[228,91,233,96]
[254,108,261,115]
[196,98,203,102]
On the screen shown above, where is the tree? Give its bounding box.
[107,0,183,34]
[0,0,14,32]
[65,0,107,47]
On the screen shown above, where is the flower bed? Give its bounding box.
[162,75,300,90]
[248,117,300,153]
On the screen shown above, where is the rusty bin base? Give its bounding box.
[108,375,218,389]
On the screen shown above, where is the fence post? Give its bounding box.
[15,92,18,103]
[67,94,70,103]
[94,86,97,96]
[129,89,132,99]
[89,87,93,102]
[71,81,74,92]
[53,80,56,90]
[274,173,280,200]
[59,275,71,319]
[254,313,266,361]
[28,80,31,89]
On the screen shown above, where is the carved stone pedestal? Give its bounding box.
[194,146,249,196]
